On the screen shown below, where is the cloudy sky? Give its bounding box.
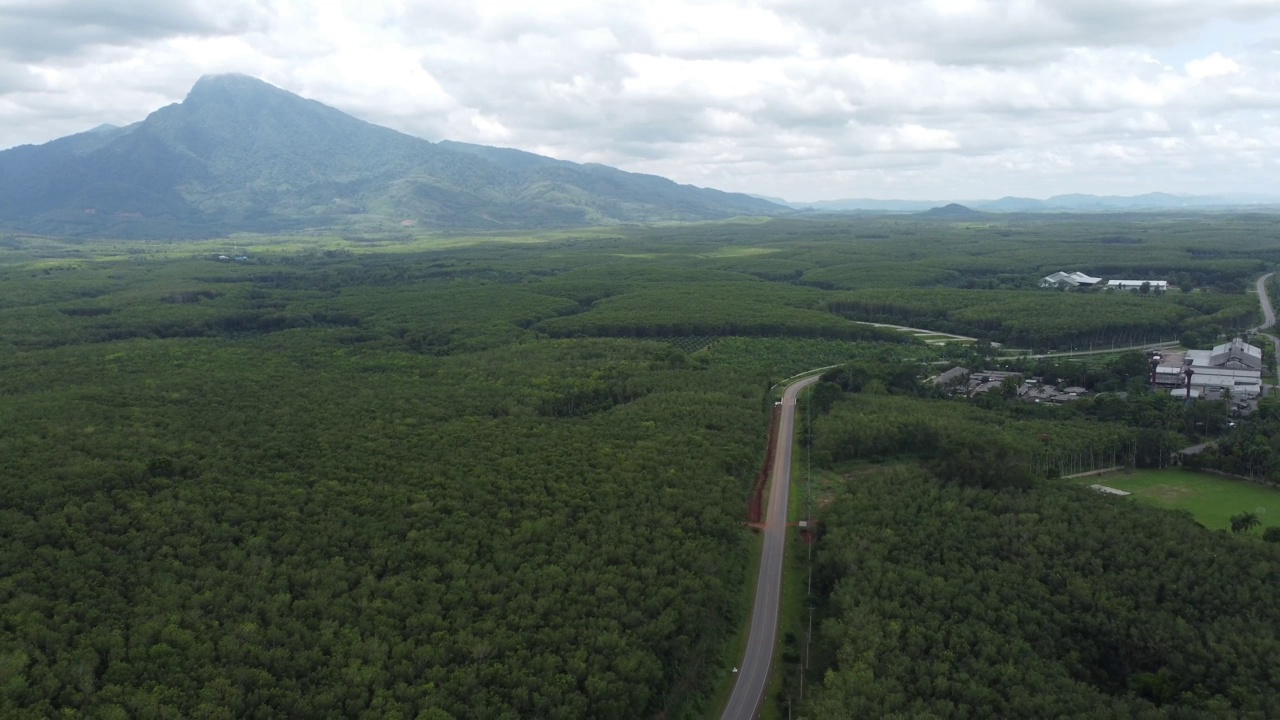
[1,0,1279,201]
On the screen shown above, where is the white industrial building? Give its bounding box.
[1040,271,1102,287]
[1039,272,1168,291]
[1154,338,1265,402]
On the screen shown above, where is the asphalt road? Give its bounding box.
[1255,272,1280,386]
[722,373,821,720]
[1256,272,1276,330]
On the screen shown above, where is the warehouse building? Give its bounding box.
[1040,271,1102,287]
[1154,338,1264,402]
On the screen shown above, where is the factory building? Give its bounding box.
[1152,338,1264,403]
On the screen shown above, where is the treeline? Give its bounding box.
[825,289,1256,350]
[534,283,916,343]
[809,388,1180,481]
[803,467,1280,718]
[1188,397,1280,481]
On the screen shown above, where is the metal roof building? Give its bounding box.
[1209,338,1263,371]
[1040,271,1102,287]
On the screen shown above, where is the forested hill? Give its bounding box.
[0,74,782,238]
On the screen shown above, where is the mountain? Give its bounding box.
[919,203,987,219]
[747,193,794,207]
[972,192,1280,212]
[765,193,1280,214]
[0,74,784,237]
[791,198,945,212]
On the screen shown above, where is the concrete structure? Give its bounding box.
[1040,271,1102,288]
[1090,484,1132,496]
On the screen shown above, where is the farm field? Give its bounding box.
[1076,468,1280,532]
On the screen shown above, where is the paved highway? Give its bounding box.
[1256,272,1276,329]
[1255,272,1280,386]
[722,373,821,720]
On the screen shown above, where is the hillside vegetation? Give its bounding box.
[0,75,781,238]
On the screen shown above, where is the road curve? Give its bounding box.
[1254,272,1280,387]
[1256,272,1276,330]
[723,373,821,720]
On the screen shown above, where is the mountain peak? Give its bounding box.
[919,203,987,220]
[182,74,299,107]
[190,73,274,93]
[0,73,781,237]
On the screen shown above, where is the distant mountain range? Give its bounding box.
[0,75,783,237]
[776,192,1280,213]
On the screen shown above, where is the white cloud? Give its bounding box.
[1,0,1280,200]
[1186,51,1243,78]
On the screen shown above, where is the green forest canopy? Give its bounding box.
[2,213,1280,718]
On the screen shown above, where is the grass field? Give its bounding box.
[1077,468,1280,533]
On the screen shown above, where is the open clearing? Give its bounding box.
[1075,468,1280,533]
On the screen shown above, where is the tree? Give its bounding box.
[931,435,1033,490]
[1230,511,1261,534]
[1263,526,1280,543]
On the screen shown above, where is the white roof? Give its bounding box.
[1185,349,1213,366]
[1041,270,1101,285]
[1186,368,1262,386]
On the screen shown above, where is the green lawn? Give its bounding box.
[1077,468,1280,533]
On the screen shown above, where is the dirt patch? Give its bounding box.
[747,406,782,524]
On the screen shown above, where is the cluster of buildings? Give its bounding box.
[935,336,1267,413]
[1151,337,1264,410]
[933,367,1092,404]
[1040,270,1169,291]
